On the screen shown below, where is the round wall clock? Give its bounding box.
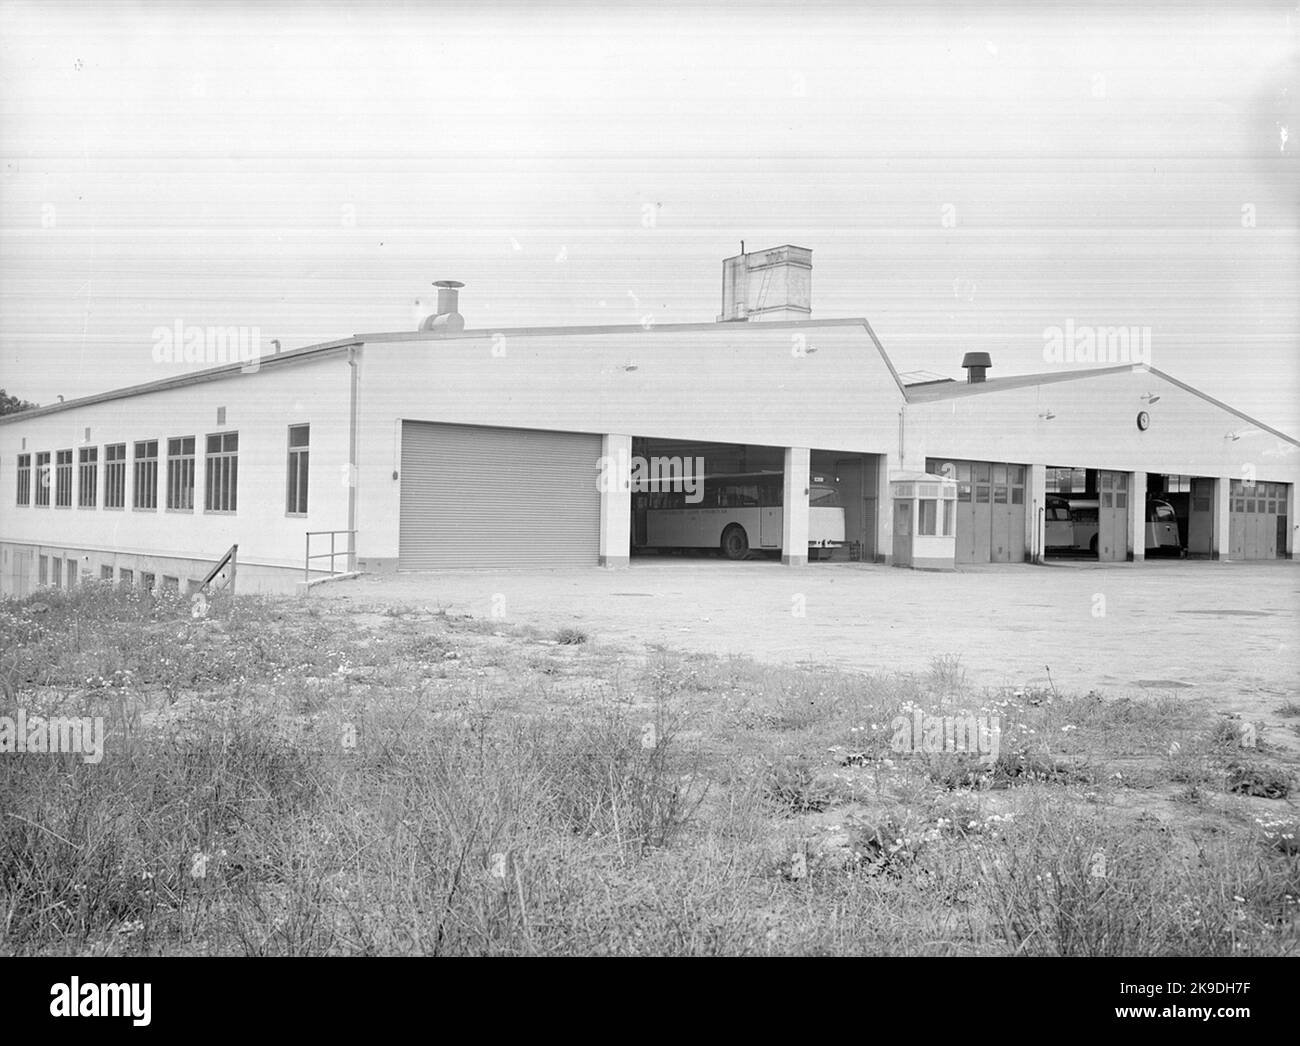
[1136,411,1150,431]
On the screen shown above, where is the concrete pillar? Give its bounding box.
[875,455,894,564]
[1213,476,1231,561]
[1027,463,1047,563]
[782,446,810,566]
[598,434,631,568]
[1128,470,1146,562]
[1285,482,1297,559]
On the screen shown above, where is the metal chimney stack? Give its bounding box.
[421,280,466,333]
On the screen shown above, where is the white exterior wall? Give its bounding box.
[906,367,1300,560]
[906,367,1298,483]
[0,354,353,592]
[353,321,905,565]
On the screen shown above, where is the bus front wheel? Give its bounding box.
[721,525,749,560]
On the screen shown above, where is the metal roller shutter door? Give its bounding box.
[399,422,601,569]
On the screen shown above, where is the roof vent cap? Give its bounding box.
[961,351,992,383]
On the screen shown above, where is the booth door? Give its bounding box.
[892,500,913,567]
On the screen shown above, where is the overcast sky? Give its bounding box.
[1,0,1296,435]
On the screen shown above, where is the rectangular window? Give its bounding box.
[992,464,1007,485]
[78,447,98,507]
[974,462,991,483]
[1116,492,1128,509]
[286,424,309,515]
[141,571,155,593]
[918,499,937,535]
[65,559,77,588]
[119,567,133,586]
[34,452,50,506]
[166,436,196,510]
[105,443,126,508]
[162,575,179,593]
[133,440,159,510]
[975,485,990,504]
[1011,486,1024,505]
[993,485,1008,504]
[16,454,31,505]
[1102,492,1113,508]
[205,432,239,512]
[55,449,72,507]
[38,554,48,585]
[100,564,113,580]
[942,498,954,536]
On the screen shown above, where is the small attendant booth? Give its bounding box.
[890,471,958,570]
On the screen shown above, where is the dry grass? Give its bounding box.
[1,583,1297,956]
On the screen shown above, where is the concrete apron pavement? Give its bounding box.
[314,558,1300,705]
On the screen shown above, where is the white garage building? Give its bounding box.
[0,244,1295,597]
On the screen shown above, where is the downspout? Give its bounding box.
[347,345,359,571]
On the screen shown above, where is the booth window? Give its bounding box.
[918,499,937,535]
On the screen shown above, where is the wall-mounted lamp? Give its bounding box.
[1141,393,1161,404]
[624,363,639,372]
[1038,410,1056,420]
[1224,431,1242,442]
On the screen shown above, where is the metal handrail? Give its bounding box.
[202,544,238,594]
[305,530,356,583]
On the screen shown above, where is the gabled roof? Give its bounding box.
[0,317,907,425]
[903,362,1298,447]
[357,316,906,392]
[0,337,362,425]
